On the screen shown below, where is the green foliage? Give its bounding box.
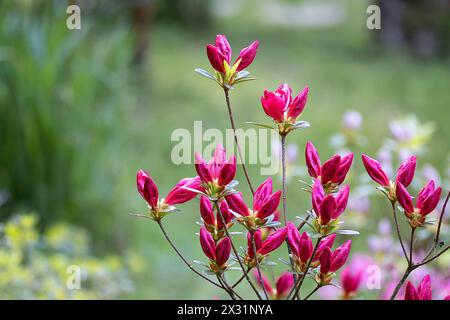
[0,213,145,299]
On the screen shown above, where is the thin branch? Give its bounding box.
[297,214,310,231]
[303,284,321,300]
[232,273,246,289]
[251,231,269,300]
[223,88,255,195]
[217,275,236,300]
[156,220,222,289]
[391,202,410,264]
[422,190,449,261]
[280,134,288,226]
[214,200,263,299]
[416,245,449,267]
[389,266,412,300]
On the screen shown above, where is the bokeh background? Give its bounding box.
[1,0,449,299]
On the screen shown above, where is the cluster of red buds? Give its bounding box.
[133,33,448,301]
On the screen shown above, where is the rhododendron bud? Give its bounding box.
[217,156,236,186]
[319,195,336,225]
[258,227,287,255]
[341,268,363,298]
[330,240,351,272]
[312,179,325,214]
[165,176,201,205]
[200,196,215,226]
[195,153,213,183]
[217,200,232,230]
[260,84,310,135]
[396,155,416,188]
[215,237,231,266]
[287,86,309,119]
[215,34,232,64]
[253,177,273,211]
[275,272,294,298]
[261,90,286,122]
[136,169,159,208]
[319,247,332,274]
[305,141,321,178]
[313,234,336,262]
[395,183,414,214]
[298,231,313,263]
[235,40,259,71]
[247,229,263,259]
[333,154,354,185]
[396,180,441,227]
[257,190,282,219]
[417,181,441,216]
[321,155,341,185]
[361,154,390,187]
[287,222,301,257]
[334,185,350,219]
[206,44,227,73]
[404,275,432,300]
[200,227,216,260]
[225,192,250,216]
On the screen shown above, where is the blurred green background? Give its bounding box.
[0,0,449,299]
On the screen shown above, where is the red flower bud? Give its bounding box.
[215,237,231,266]
[200,196,215,226]
[298,231,313,263]
[253,270,273,294]
[257,190,282,219]
[332,153,354,185]
[321,155,341,185]
[312,179,325,215]
[404,275,432,300]
[247,229,262,259]
[215,34,232,64]
[195,152,213,183]
[333,185,350,219]
[313,234,336,262]
[395,182,414,214]
[287,86,308,119]
[275,272,294,298]
[287,222,301,258]
[319,247,332,274]
[235,40,259,71]
[253,177,273,211]
[165,176,201,205]
[418,182,441,216]
[218,155,236,186]
[258,227,287,255]
[319,194,336,225]
[260,90,286,122]
[361,154,390,187]
[136,169,159,208]
[330,240,351,272]
[225,192,250,216]
[206,44,227,73]
[396,156,416,188]
[341,268,363,296]
[305,141,321,178]
[217,200,232,229]
[200,227,216,260]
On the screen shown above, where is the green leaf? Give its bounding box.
[194,68,217,81]
[245,121,274,129]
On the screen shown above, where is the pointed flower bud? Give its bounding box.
[305,141,321,178]
[200,196,215,226]
[275,272,294,298]
[319,247,332,274]
[136,169,159,208]
[218,155,236,186]
[417,181,441,216]
[258,227,287,255]
[404,275,432,300]
[235,40,259,71]
[395,182,414,214]
[247,229,263,259]
[361,154,390,187]
[165,176,201,205]
[287,86,309,119]
[341,268,363,297]
[200,227,216,261]
[330,240,351,272]
[396,156,416,188]
[321,155,341,185]
[313,234,336,262]
[225,192,250,216]
[215,237,231,266]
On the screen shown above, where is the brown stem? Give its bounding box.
[251,231,269,299]
[289,237,322,300]
[214,200,263,299]
[416,245,449,267]
[232,273,246,289]
[389,266,413,300]
[297,214,310,231]
[217,275,236,300]
[391,202,410,264]
[303,284,321,300]
[223,88,255,195]
[156,220,222,289]
[281,134,288,226]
